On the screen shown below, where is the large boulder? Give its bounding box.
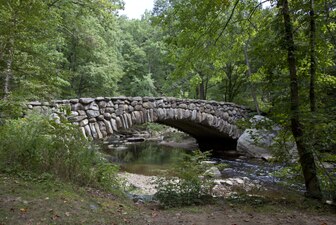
[237,128,274,160]
[237,115,296,160]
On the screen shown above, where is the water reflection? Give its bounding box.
[104,141,188,176]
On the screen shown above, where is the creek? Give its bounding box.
[101,131,305,199]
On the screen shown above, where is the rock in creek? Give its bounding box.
[237,115,297,160]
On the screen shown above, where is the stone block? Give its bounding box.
[70,99,79,103]
[79,98,95,104]
[94,122,103,139]
[105,107,114,113]
[110,119,117,131]
[134,105,143,111]
[104,119,113,134]
[104,113,112,120]
[115,108,124,116]
[87,110,100,118]
[96,97,105,101]
[98,101,107,108]
[88,102,99,111]
[68,115,87,122]
[97,115,104,121]
[84,125,92,139]
[89,118,97,123]
[89,123,98,139]
[78,110,86,116]
[98,121,107,137]
[80,119,89,126]
[116,117,122,128]
[106,101,114,107]
[143,102,154,109]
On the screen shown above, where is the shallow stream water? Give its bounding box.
[103,139,305,192]
[104,141,189,176]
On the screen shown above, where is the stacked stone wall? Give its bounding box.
[27,97,251,140]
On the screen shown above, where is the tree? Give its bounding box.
[0,0,64,100]
[0,0,124,100]
[152,0,334,199]
[309,0,316,112]
[278,0,321,199]
[152,0,234,100]
[54,0,124,98]
[118,14,173,97]
[153,0,263,104]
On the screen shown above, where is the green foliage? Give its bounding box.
[117,15,173,96]
[130,73,157,96]
[154,150,214,208]
[0,0,65,99]
[316,166,336,201]
[0,98,24,122]
[0,0,124,100]
[141,122,168,133]
[269,129,297,163]
[272,164,305,187]
[227,193,270,206]
[0,114,119,191]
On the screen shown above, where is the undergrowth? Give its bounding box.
[0,113,120,192]
[154,150,215,208]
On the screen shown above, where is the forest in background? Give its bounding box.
[0,0,335,105]
[0,0,336,199]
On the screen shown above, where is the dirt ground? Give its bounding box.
[136,205,336,225]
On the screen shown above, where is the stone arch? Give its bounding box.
[27,97,252,151]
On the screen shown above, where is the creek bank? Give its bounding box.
[117,157,286,202]
[118,171,265,200]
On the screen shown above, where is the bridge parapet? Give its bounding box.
[27,97,253,150]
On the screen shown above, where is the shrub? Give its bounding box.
[0,113,119,191]
[154,150,215,208]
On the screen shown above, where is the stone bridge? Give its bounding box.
[27,97,253,151]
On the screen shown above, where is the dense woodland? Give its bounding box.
[0,0,336,200]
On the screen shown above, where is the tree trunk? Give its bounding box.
[244,41,260,115]
[2,10,16,100]
[196,71,207,100]
[3,42,14,100]
[199,80,206,100]
[223,63,235,102]
[77,74,83,98]
[280,0,322,199]
[227,64,233,101]
[309,0,316,112]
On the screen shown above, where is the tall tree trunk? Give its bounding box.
[309,0,316,112]
[2,9,16,100]
[195,86,199,99]
[77,74,84,98]
[196,71,207,100]
[244,41,260,115]
[227,64,234,102]
[280,0,322,199]
[199,80,206,100]
[3,41,14,100]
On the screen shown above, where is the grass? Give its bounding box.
[0,173,141,225]
[223,188,335,214]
